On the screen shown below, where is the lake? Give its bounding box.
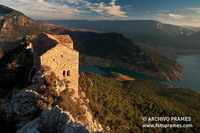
[79,54,200,91]
[79,63,158,80]
[164,54,200,91]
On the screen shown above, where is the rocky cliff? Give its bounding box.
[1,70,104,133]
[0,33,104,132]
[0,4,58,52]
[79,54,183,82]
[79,54,160,79]
[0,4,55,43]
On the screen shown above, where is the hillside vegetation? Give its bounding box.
[79,72,200,133]
[0,38,199,132]
[141,47,184,81]
[0,35,35,98]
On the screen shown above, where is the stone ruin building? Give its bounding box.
[32,33,79,97]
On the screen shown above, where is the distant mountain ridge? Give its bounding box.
[43,20,200,54]
[0,4,58,51]
[43,20,194,36]
[181,25,200,32]
[0,4,184,81]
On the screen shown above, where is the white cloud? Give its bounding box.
[92,0,127,17]
[70,0,127,18]
[168,13,184,19]
[0,0,127,19]
[0,0,85,19]
[188,7,200,13]
[158,13,185,19]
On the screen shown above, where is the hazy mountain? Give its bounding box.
[43,20,200,54]
[178,31,200,47]
[181,25,200,32]
[43,20,194,36]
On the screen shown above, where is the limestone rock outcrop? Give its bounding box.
[0,4,51,44]
[1,80,104,132]
[17,106,89,133]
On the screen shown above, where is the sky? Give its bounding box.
[0,0,200,26]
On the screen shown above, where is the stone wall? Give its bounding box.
[40,44,79,97]
[32,33,79,97]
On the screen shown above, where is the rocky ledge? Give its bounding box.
[1,73,104,133]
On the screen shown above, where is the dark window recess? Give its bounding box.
[61,54,63,58]
[67,70,70,76]
[63,70,66,76]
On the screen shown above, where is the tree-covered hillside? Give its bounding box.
[79,72,200,133]
[0,37,199,133]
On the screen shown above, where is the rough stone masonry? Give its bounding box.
[32,33,79,97]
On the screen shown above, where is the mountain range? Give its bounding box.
[44,20,194,36]
[43,20,200,54]
[0,4,184,81]
[0,4,200,133]
[181,25,200,32]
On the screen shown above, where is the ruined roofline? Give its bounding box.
[50,33,79,53]
[42,33,79,52]
[60,43,79,53]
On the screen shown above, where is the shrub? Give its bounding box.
[44,72,56,87]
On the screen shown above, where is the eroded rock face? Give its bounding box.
[1,80,104,132]
[76,104,104,132]
[79,54,160,78]
[0,5,52,44]
[41,106,89,133]
[10,83,43,128]
[17,106,89,133]
[79,54,183,82]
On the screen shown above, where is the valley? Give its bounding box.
[0,4,184,82]
[0,3,200,133]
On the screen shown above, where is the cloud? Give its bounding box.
[0,0,127,19]
[0,0,85,19]
[188,7,200,13]
[69,0,127,18]
[157,13,168,17]
[93,0,127,17]
[168,13,184,19]
[157,10,170,13]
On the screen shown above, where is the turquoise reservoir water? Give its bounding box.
[79,54,200,91]
[79,63,157,80]
[164,54,200,91]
